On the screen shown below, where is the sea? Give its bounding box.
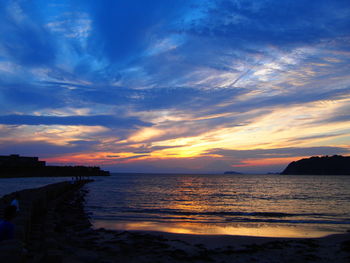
[1,173,349,238]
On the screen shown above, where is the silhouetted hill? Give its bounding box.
[281,155,350,175]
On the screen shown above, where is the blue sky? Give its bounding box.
[0,0,350,173]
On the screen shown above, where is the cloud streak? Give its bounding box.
[209,146,350,160]
[0,114,150,128]
[0,0,349,172]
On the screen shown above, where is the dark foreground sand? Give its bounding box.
[1,182,350,263]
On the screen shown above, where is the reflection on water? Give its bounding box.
[93,220,339,238]
[86,174,350,237]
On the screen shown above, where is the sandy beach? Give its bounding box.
[1,181,348,263]
[73,229,350,263]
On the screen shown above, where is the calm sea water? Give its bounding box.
[1,174,349,237]
[85,173,350,237]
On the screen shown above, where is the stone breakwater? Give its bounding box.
[0,180,93,263]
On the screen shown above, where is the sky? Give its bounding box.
[0,0,350,174]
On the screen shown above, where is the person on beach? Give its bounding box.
[0,205,17,242]
[11,193,20,212]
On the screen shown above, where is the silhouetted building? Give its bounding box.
[0,154,46,167]
[0,154,110,177]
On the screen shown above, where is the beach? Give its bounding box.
[0,181,349,263]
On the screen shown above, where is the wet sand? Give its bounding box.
[92,219,343,238]
[1,182,350,262]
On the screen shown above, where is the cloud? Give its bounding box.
[84,0,188,64]
[130,144,184,154]
[0,114,151,128]
[131,86,246,111]
[106,155,120,158]
[0,1,57,66]
[324,114,350,123]
[218,87,350,115]
[208,146,350,159]
[0,140,96,157]
[307,101,350,125]
[0,0,349,172]
[187,0,350,47]
[0,81,66,111]
[114,154,149,162]
[103,155,234,174]
[316,103,350,124]
[288,132,348,143]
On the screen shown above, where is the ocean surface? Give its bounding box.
[85,173,350,237]
[1,174,349,237]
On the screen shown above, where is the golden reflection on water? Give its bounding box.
[89,174,349,239]
[93,221,338,238]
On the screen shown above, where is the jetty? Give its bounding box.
[0,180,93,262]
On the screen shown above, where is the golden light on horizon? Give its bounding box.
[9,93,349,172]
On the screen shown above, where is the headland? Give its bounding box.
[282,155,350,175]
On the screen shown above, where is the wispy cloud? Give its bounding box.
[0,114,150,128]
[0,0,349,172]
[208,146,350,159]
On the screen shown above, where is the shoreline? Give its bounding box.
[1,182,349,262]
[91,219,347,238]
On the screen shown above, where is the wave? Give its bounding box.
[93,213,350,225]
[87,206,350,225]
[224,218,350,224]
[111,208,337,218]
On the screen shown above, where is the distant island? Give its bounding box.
[224,171,242,175]
[281,155,350,175]
[0,154,110,178]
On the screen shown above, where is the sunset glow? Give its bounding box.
[0,0,349,173]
